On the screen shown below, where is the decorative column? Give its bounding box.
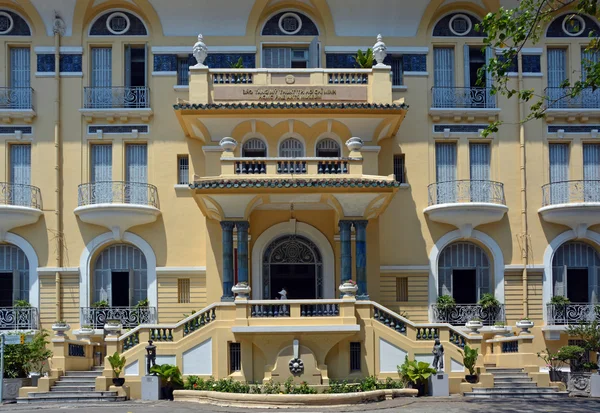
[339,220,353,283]
[221,221,235,301]
[354,220,369,299]
[236,221,249,284]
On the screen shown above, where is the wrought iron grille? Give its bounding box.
[350,342,361,371]
[77,181,159,208]
[542,180,600,206]
[83,86,150,109]
[0,182,42,209]
[546,87,600,109]
[502,341,519,353]
[431,87,496,108]
[68,343,85,357]
[546,303,600,325]
[0,307,38,330]
[229,342,241,373]
[80,306,157,329]
[428,180,505,205]
[431,304,506,326]
[0,87,33,109]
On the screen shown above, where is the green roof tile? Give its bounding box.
[174,102,408,110]
[191,178,401,190]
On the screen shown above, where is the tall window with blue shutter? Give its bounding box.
[10,144,31,207]
[91,144,113,203]
[584,143,600,201]
[470,143,491,202]
[547,48,567,108]
[434,47,455,107]
[435,142,457,203]
[126,144,148,204]
[549,143,569,204]
[10,47,30,108]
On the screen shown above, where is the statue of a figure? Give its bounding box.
[145,340,157,375]
[432,338,444,372]
[192,34,208,67]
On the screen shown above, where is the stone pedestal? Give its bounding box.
[591,374,600,398]
[428,372,449,397]
[141,375,161,400]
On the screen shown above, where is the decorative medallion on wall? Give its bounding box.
[262,11,319,36]
[285,75,295,84]
[448,14,472,36]
[0,11,14,35]
[563,14,586,36]
[279,12,302,35]
[106,12,130,35]
[0,10,31,36]
[90,11,147,36]
[289,357,304,374]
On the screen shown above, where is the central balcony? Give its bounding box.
[424,180,508,237]
[539,180,600,235]
[80,86,152,122]
[0,307,39,330]
[431,304,505,326]
[228,158,355,176]
[0,182,43,235]
[80,306,157,329]
[0,87,36,122]
[75,181,161,240]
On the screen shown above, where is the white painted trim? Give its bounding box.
[542,229,600,323]
[174,184,191,191]
[392,85,408,91]
[79,232,158,310]
[202,146,224,153]
[251,221,335,299]
[505,264,544,271]
[231,325,360,333]
[173,85,189,92]
[381,265,429,273]
[37,267,79,275]
[152,71,177,77]
[34,46,83,54]
[35,72,55,77]
[428,230,505,321]
[508,72,543,78]
[403,71,429,77]
[60,72,83,77]
[156,266,206,274]
[361,146,381,153]
[324,46,429,54]
[151,46,257,54]
[495,47,543,55]
[5,233,39,309]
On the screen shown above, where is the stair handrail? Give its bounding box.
[117,301,235,343]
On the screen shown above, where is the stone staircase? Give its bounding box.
[465,368,569,398]
[17,368,127,404]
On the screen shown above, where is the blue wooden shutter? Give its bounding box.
[436,142,457,203]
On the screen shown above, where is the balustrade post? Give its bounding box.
[221,221,235,301]
[339,220,353,284]
[354,220,369,299]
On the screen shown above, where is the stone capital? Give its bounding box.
[220,221,235,231]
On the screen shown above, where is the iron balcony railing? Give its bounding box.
[83,86,150,109]
[431,304,506,326]
[431,87,496,109]
[78,181,160,209]
[546,303,600,325]
[542,180,600,206]
[0,182,42,209]
[0,307,39,330]
[545,87,600,109]
[0,87,33,110]
[80,306,157,329]
[428,180,506,206]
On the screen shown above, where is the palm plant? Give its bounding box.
[354,48,374,68]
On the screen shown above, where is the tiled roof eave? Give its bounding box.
[174,102,409,111]
[190,178,401,190]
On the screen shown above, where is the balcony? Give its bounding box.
[539,180,600,235]
[80,86,152,122]
[431,304,505,326]
[74,181,161,240]
[80,306,157,329]
[0,87,36,122]
[546,303,600,325]
[424,180,508,237]
[429,87,499,121]
[0,182,43,235]
[229,158,354,176]
[0,307,39,330]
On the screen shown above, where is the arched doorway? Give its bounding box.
[0,244,30,307]
[262,235,322,299]
[552,241,600,303]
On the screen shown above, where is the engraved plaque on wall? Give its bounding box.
[213,85,368,102]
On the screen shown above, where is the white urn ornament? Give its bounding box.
[232,282,251,299]
[104,320,122,335]
[339,280,358,297]
[465,319,483,334]
[516,319,534,334]
[373,34,387,67]
[219,137,238,152]
[192,34,208,68]
[346,137,364,152]
[52,322,70,336]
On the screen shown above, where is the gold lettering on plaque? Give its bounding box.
[253,88,338,101]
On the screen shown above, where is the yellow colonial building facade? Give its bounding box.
[1,0,599,400]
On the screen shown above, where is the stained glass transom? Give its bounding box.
[90,11,147,36]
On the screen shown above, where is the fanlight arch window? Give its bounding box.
[546,14,600,38]
[433,12,484,37]
[0,244,29,306]
[242,138,267,157]
[89,10,148,36]
[316,138,341,157]
[262,11,319,36]
[438,241,491,303]
[93,244,147,306]
[0,10,31,36]
[279,138,304,158]
[552,241,600,303]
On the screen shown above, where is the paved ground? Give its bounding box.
[2,397,600,413]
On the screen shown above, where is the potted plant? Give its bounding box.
[3,334,32,400]
[459,344,479,384]
[516,317,534,334]
[567,320,600,397]
[397,356,436,396]
[78,324,94,336]
[491,321,509,334]
[339,279,358,297]
[465,318,483,334]
[14,299,31,308]
[435,295,456,322]
[150,364,184,400]
[231,281,251,298]
[354,48,374,68]
[51,320,70,336]
[107,351,126,386]
[92,300,109,308]
[537,348,564,382]
[26,331,52,387]
[135,299,149,308]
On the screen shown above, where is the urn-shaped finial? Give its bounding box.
[219,137,238,152]
[373,34,387,67]
[192,34,208,67]
[346,137,364,152]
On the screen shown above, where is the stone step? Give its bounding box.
[471,387,561,394]
[490,374,531,379]
[464,391,569,399]
[486,368,524,374]
[494,378,534,384]
[57,376,97,383]
[50,386,97,392]
[17,395,127,404]
[92,366,104,371]
[64,371,102,377]
[28,391,118,398]
[492,383,539,388]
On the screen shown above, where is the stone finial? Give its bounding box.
[192,34,208,68]
[346,137,364,152]
[373,34,387,67]
[219,137,238,152]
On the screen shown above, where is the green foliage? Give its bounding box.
[107,352,126,378]
[229,57,244,69]
[436,295,456,311]
[27,330,52,375]
[354,48,373,68]
[13,300,31,308]
[92,300,109,308]
[134,299,149,308]
[537,348,564,372]
[3,331,52,378]
[150,364,183,388]
[459,345,479,376]
[567,320,600,354]
[494,321,506,327]
[283,377,317,394]
[397,356,437,385]
[550,296,571,306]
[478,293,500,309]
[557,345,586,364]
[261,379,282,394]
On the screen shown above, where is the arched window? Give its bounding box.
[546,14,600,38]
[0,10,31,36]
[438,242,490,303]
[262,11,319,36]
[93,244,147,307]
[242,138,267,157]
[316,139,340,157]
[433,12,484,37]
[552,242,600,303]
[0,244,29,306]
[279,138,304,158]
[90,10,148,36]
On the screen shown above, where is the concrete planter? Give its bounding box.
[2,378,31,401]
[338,282,358,297]
[490,325,509,335]
[465,320,483,334]
[104,323,122,335]
[516,319,534,334]
[51,323,70,336]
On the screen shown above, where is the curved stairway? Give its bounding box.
[465,368,569,398]
[17,368,127,404]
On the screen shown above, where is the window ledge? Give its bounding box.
[174,184,191,190]
[392,85,408,91]
[174,85,189,92]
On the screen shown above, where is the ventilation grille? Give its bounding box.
[548,125,600,134]
[88,125,149,134]
[0,126,32,135]
[433,124,488,133]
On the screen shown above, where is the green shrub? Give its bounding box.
[354,48,373,68]
[4,331,52,378]
[459,345,479,376]
[436,295,456,310]
[550,296,570,306]
[149,364,183,388]
[261,379,281,394]
[478,293,500,309]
